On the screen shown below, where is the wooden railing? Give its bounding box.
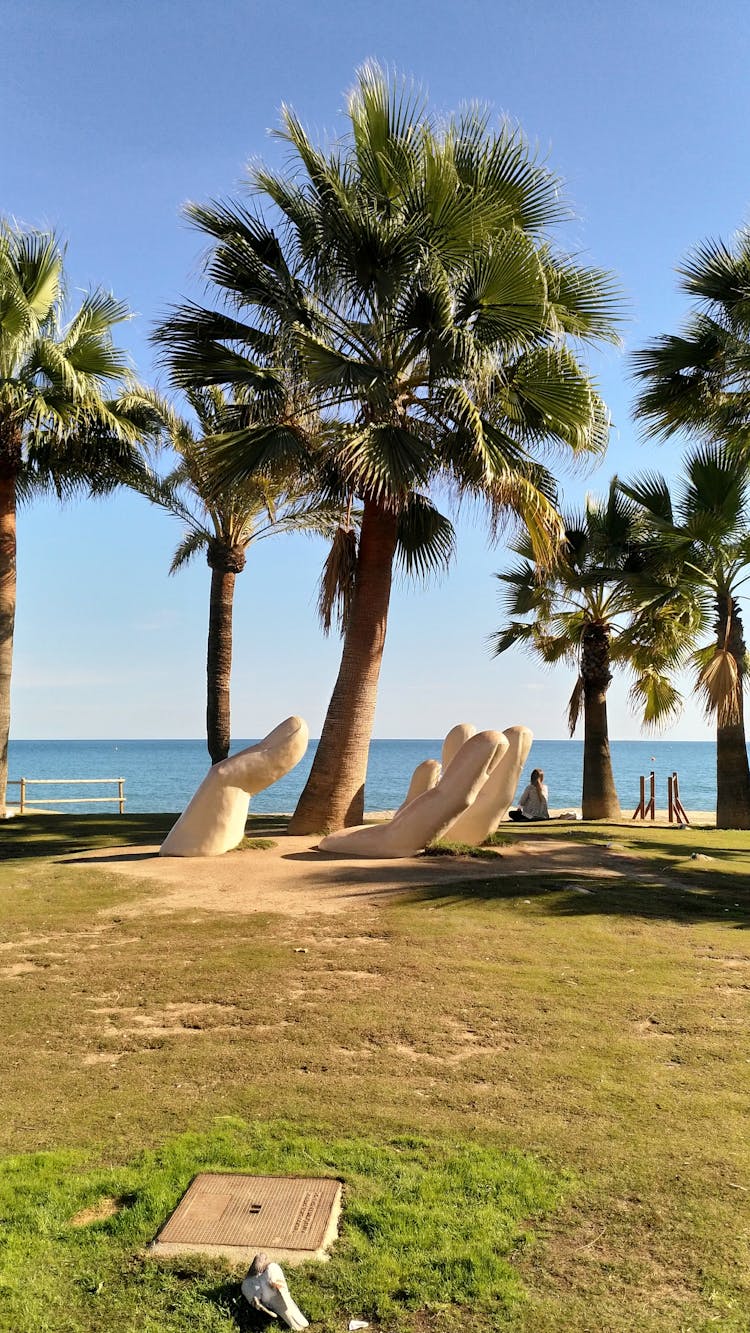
[7,777,126,815]
[632,769,690,824]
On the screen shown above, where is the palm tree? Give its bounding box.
[161,66,620,832]
[0,223,160,818]
[134,384,353,764]
[493,482,685,819]
[620,445,750,829]
[631,225,750,829]
[632,227,750,446]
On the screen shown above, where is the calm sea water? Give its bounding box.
[6,737,719,816]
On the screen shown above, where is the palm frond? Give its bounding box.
[679,232,750,314]
[170,528,210,573]
[318,525,358,635]
[453,232,547,345]
[542,249,624,345]
[504,345,611,455]
[204,423,313,492]
[257,498,353,542]
[628,669,684,730]
[339,423,432,502]
[395,494,455,580]
[617,472,674,526]
[491,619,537,657]
[633,227,750,443]
[1,225,63,328]
[693,644,742,726]
[567,675,584,736]
[454,116,568,233]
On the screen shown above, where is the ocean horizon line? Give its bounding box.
[6,736,721,814]
[10,735,717,745]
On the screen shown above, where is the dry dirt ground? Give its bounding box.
[66,831,657,919]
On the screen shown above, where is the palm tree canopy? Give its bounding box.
[140,378,455,625]
[494,479,688,731]
[633,227,750,444]
[155,65,622,563]
[619,443,750,726]
[0,221,164,820]
[0,222,161,494]
[620,444,750,592]
[632,223,750,828]
[130,384,352,574]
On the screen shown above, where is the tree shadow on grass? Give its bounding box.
[0,813,178,862]
[1,812,291,863]
[497,823,750,863]
[409,871,750,929]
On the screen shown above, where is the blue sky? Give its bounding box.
[3,0,750,740]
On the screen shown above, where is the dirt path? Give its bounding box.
[67,833,636,919]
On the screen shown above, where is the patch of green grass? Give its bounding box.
[423,839,500,860]
[496,818,750,860]
[0,1120,562,1332]
[231,837,278,852]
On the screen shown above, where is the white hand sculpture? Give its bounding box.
[241,1253,309,1330]
[444,724,532,843]
[441,722,477,767]
[396,758,441,811]
[318,730,506,857]
[393,725,476,814]
[160,716,308,857]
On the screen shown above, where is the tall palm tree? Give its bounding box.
[0,223,159,818]
[620,445,750,829]
[160,66,620,832]
[631,225,750,829]
[134,384,353,764]
[493,482,685,819]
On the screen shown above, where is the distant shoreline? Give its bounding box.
[6,738,723,819]
[7,806,718,827]
[9,736,719,744]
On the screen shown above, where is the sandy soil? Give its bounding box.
[547,808,715,825]
[65,821,703,921]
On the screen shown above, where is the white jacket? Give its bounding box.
[517,782,549,820]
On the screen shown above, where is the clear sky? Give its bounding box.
[3,0,750,740]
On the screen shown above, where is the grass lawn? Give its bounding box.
[1,813,749,1331]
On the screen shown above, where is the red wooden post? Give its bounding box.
[673,772,690,825]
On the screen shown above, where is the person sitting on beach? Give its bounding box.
[509,768,550,821]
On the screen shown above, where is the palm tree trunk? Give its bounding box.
[289,500,399,833]
[715,595,750,829]
[206,542,245,765]
[581,623,621,820]
[0,430,19,820]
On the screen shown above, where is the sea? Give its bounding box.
[6,738,719,817]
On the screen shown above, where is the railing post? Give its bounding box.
[668,774,674,823]
[118,779,125,815]
[673,771,690,825]
[19,777,25,815]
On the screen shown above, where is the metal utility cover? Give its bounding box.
[149,1173,342,1265]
